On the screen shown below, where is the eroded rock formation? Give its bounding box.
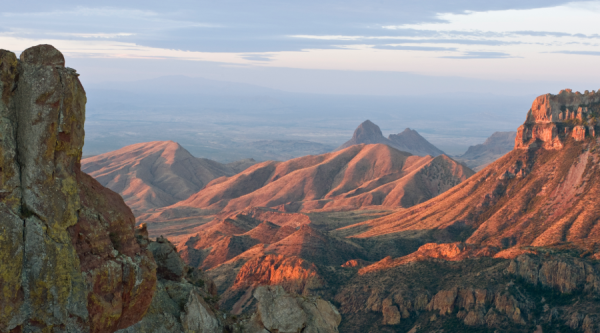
[516,89,600,149]
[0,45,156,332]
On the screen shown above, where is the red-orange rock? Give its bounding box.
[516,89,600,149]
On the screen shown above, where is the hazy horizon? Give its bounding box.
[3,1,600,160]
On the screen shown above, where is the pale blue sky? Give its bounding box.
[2,0,600,95]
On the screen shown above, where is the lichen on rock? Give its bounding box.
[0,45,156,333]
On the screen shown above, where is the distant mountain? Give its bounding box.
[336,120,393,150]
[388,128,445,156]
[139,143,473,223]
[336,120,445,156]
[81,141,255,216]
[455,131,516,170]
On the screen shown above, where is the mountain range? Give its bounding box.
[157,89,600,332]
[10,44,600,333]
[137,143,472,232]
[80,86,600,332]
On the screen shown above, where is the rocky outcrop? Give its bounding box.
[334,251,600,332]
[242,286,341,333]
[0,45,156,332]
[507,254,600,294]
[359,242,499,274]
[515,89,600,149]
[117,230,223,333]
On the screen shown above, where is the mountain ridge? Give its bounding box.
[81,140,255,215]
[139,143,473,225]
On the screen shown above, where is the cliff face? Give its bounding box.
[0,45,156,333]
[516,89,600,149]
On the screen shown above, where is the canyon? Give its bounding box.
[3,44,600,333]
[177,88,600,332]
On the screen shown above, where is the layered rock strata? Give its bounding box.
[0,45,156,332]
[516,89,600,149]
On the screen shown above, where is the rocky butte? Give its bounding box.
[0,45,342,333]
[516,88,600,149]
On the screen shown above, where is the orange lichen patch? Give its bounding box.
[0,50,18,106]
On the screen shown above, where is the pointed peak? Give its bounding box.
[354,119,383,136]
[354,120,383,139]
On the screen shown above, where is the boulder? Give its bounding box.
[244,285,341,333]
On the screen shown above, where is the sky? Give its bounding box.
[2,0,600,95]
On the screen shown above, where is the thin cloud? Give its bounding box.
[374,45,457,51]
[441,51,513,59]
[553,50,600,56]
[54,32,136,39]
[241,54,273,61]
[290,35,517,46]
